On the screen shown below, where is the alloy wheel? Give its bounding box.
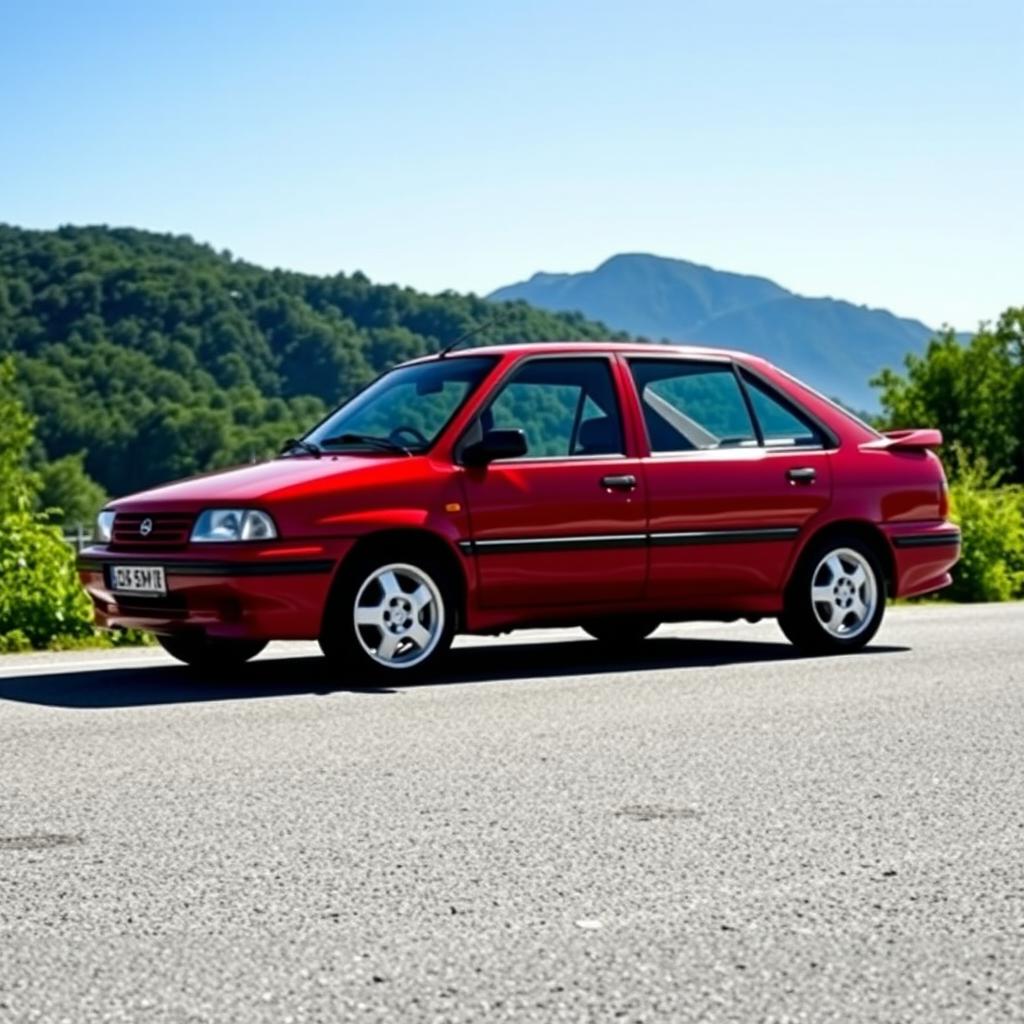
[353,562,445,668]
[810,547,878,640]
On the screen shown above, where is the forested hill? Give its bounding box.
[0,225,622,498]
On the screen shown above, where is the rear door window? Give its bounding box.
[628,360,757,452]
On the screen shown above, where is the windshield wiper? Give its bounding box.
[280,437,322,458]
[320,432,411,456]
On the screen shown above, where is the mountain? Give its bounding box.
[0,224,623,497]
[489,253,934,409]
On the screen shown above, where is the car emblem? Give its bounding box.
[139,518,153,537]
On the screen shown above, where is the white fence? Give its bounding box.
[62,525,93,551]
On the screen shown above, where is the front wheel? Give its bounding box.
[157,634,267,668]
[319,554,456,681]
[778,537,885,654]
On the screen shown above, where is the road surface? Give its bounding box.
[1,604,1023,1023]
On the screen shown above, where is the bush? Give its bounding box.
[46,629,154,651]
[0,512,96,647]
[0,629,32,653]
[0,356,150,651]
[947,450,1024,602]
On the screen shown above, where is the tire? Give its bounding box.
[778,534,886,654]
[581,617,660,645]
[157,634,267,668]
[319,548,456,681]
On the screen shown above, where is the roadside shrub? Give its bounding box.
[947,450,1024,602]
[0,356,152,651]
[0,512,96,647]
[0,629,32,653]
[46,629,154,651]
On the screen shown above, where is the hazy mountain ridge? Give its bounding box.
[489,253,934,408]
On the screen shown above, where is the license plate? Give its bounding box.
[109,565,167,596]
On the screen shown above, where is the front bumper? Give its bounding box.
[883,522,962,598]
[77,541,356,640]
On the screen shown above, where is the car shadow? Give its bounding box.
[0,636,910,710]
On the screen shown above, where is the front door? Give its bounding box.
[625,357,833,602]
[459,356,647,609]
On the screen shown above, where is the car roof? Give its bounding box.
[401,340,766,367]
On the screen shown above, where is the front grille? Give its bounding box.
[111,512,194,550]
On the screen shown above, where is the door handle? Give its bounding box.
[601,474,637,491]
[787,467,816,484]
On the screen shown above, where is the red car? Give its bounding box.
[78,342,960,676]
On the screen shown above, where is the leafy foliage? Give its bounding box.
[0,224,622,500]
[0,357,87,645]
[0,510,95,647]
[945,449,1024,602]
[874,309,1024,483]
[874,311,1024,601]
[38,453,108,528]
[0,356,146,649]
[0,356,39,515]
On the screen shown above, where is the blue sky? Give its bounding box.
[2,0,1020,328]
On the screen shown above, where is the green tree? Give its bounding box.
[0,356,40,514]
[873,308,1024,481]
[0,224,623,496]
[874,311,1024,602]
[0,357,97,647]
[37,452,108,528]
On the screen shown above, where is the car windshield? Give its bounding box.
[300,356,497,455]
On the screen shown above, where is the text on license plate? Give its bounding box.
[110,565,167,596]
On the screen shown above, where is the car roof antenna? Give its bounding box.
[438,310,511,357]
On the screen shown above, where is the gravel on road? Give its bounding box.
[1,604,1022,1023]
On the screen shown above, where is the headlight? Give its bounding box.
[95,510,116,543]
[191,509,278,543]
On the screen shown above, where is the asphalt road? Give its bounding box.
[1,604,1023,1024]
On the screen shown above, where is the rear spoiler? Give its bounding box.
[860,428,944,452]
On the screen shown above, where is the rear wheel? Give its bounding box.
[779,536,885,654]
[157,634,267,668]
[581,617,660,645]
[319,552,456,681]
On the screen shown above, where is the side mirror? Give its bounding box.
[462,429,528,467]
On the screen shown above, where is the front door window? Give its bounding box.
[476,357,624,459]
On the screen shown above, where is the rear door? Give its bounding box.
[625,357,833,602]
[459,355,647,609]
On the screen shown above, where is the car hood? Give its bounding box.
[110,454,406,510]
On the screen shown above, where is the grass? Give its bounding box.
[0,629,154,654]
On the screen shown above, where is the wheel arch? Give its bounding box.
[323,527,469,633]
[789,519,895,596]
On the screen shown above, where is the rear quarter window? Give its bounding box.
[740,370,826,448]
